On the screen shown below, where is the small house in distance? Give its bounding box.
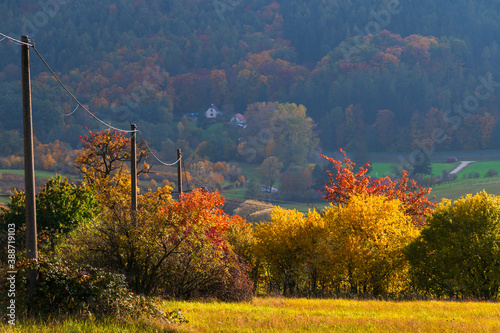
[230,113,247,128]
[205,104,223,119]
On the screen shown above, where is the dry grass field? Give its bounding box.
[5,297,498,332]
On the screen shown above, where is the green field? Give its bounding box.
[457,161,500,177]
[1,159,500,208]
[5,297,500,332]
[0,169,63,180]
[430,179,500,202]
[365,160,500,202]
[368,162,461,178]
[0,170,75,204]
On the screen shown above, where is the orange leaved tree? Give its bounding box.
[158,189,253,301]
[321,149,435,226]
[75,129,150,182]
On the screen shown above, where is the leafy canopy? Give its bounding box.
[406,191,500,299]
[321,148,435,226]
[322,194,420,296]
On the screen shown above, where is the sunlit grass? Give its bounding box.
[3,297,499,332]
[161,297,500,333]
[1,315,179,332]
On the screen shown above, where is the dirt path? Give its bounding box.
[450,161,476,175]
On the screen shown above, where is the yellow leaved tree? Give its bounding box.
[253,207,325,296]
[321,194,420,296]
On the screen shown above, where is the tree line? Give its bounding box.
[1,133,499,315]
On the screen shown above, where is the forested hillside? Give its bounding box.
[1,0,500,158]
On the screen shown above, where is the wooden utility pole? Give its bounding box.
[177,149,183,197]
[21,35,38,292]
[131,124,137,212]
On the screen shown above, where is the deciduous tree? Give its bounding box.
[74,129,149,187]
[258,156,283,193]
[322,194,419,296]
[253,207,325,296]
[321,149,435,226]
[406,191,500,299]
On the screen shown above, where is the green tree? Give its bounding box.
[0,175,99,256]
[411,153,432,177]
[271,103,319,167]
[258,156,283,193]
[406,191,500,299]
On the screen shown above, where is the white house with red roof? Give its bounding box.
[230,113,247,128]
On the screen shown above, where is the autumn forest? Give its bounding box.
[1,0,500,160]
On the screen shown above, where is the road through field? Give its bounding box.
[450,161,476,175]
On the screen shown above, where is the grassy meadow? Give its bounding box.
[0,170,61,179]
[0,169,68,204]
[368,162,461,179]
[365,160,500,202]
[3,297,500,332]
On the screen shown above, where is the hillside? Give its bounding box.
[1,0,500,158]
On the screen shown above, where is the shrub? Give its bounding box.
[0,256,179,323]
[418,176,438,187]
[59,187,254,301]
[485,168,498,178]
[68,130,253,302]
[406,191,500,299]
[0,176,99,259]
[467,172,480,179]
[322,148,435,226]
[157,189,253,301]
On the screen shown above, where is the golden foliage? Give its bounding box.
[253,207,325,295]
[322,194,420,295]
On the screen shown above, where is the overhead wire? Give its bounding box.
[2,34,316,209]
[0,33,33,47]
[137,130,182,167]
[30,44,135,133]
[55,104,80,117]
[2,34,183,170]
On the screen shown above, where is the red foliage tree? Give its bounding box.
[321,149,435,226]
[159,189,253,301]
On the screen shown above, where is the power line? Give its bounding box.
[30,44,135,134]
[0,35,134,132]
[55,104,80,117]
[0,33,33,47]
[137,130,182,167]
[3,35,183,170]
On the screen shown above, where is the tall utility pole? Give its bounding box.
[131,124,137,212]
[21,35,38,292]
[177,149,183,197]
